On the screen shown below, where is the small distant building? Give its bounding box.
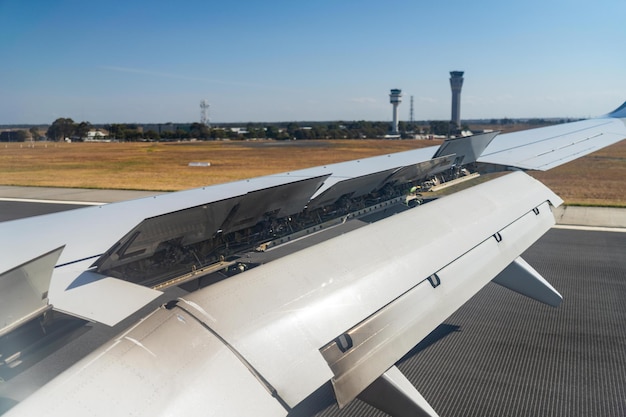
[88,130,106,139]
[85,130,109,142]
[230,127,249,135]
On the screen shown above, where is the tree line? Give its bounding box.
[3,117,482,142]
[44,118,436,141]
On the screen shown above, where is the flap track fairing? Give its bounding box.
[492,257,563,307]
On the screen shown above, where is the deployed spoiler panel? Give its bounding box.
[94,175,328,274]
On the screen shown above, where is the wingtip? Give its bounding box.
[606,101,626,118]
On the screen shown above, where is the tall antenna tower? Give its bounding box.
[409,95,414,125]
[200,100,210,127]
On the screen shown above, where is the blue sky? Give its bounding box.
[1,0,625,124]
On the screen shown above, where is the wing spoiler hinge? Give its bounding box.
[492,257,562,307]
[358,365,439,417]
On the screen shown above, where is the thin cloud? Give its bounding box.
[99,65,271,89]
[417,96,438,104]
[348,97,377,104]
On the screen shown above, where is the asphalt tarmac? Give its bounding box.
[0,198,625,417]
[303,227,626,417]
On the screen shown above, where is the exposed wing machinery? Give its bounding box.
[93,175,330,283]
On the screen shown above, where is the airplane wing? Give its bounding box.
[2,143,466,330]
[477,102,626,170]
[3,172,563,417]
[1,102,625,416]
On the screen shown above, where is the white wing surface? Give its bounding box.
[4,172,562,416]
[477,102,626,170]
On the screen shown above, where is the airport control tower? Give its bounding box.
[449,71,464,129]
[389,89,402,135]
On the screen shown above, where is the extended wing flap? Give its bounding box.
[184,171,561,409]
[320,200,557,406]
[3,172,565,417]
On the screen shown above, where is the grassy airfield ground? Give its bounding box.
[1,138,625,206]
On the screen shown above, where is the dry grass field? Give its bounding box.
[1,138,625,206]
[0,140,429,190]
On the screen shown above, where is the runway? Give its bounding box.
[0,197,625,416]
[303,227,626,417]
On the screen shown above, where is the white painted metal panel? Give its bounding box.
[0,247,63,336]
[478,117,626,170]
[183,172,561,408]
[322,201,556,406]
[4,172,563,416]
[49,263,162,326]
[4,307,287,417]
